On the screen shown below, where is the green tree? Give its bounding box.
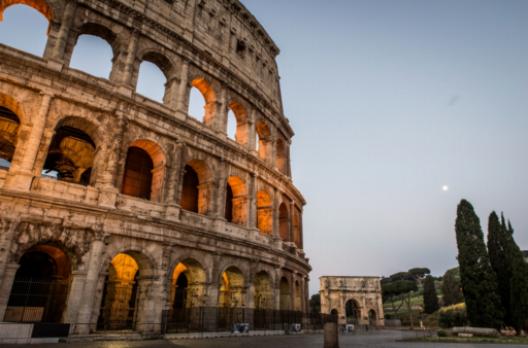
[455,199,503,328]
[423,275,440,314]
[442,267,463,306]
[487,212,512,325]
[502,219,528,332]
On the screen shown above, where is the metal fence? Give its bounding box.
[162,307,335,333]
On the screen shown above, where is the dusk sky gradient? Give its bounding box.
[1,1,527,295]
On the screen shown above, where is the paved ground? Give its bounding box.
[4,330,528,348]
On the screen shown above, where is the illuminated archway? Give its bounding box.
[5,244,71,323]
[279,202,289,242]
[227,101,249,145]
[256,190,272,235]
[255,120,271,160]
[188,77,216,124]
[180,160,210,214]
[0,106,20,169]
[225,176,247,225]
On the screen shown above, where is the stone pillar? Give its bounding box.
[64,271,86,325]
[176,61,190,118]
[44,1,77,67]
[74,240,105,335]
[5,94,51,191]
[272,188,280,240]
[135,275,164,335]
[213,163,228,219]
[247,173,257,229]
[165,143,183,220]
[324,321,339,348]
[113,32,139,94]
[216,87,228,135]
[0,263,19,321]
[247,109,257,155]
[270,131,277,168]
[163,76,181,110]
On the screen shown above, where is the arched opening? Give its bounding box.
[368,309,377,326]
[180,165,199,213]
[121,139,165,202]
[330,308,338,322]
[42,124,96,186]
[188,77,216,124]
[97,253,140,330]
[168,259,206,330]
[218,267,245,308]
[0,106,20,169]
[225,176,247,225]
[69,24,116,79]
[294,280,302,311]
[136,61,167,103]
[256,190,272,235]
[227,101,248,145]
[0,3,49,57]
[180,160,209,214]
[276,138,288,175]
[121,147,153,200]
[227,109,237,140]
[345,299,360,325]
[279,277,291,311]
[5,244,71,323]
[279,202,290,242]
[255,120,271,160]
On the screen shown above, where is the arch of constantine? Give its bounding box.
[0,0,309,337]
[320,276,384,327]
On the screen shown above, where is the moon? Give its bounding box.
[442,185,449,192]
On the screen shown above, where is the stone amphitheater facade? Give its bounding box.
[0,0,309,336]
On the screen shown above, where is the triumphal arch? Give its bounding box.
[0,0,309,338]
[320,276,384,327]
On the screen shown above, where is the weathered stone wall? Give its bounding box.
[320,276,385,327]
[0,0,309,336]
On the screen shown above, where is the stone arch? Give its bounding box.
[279,276,291,311]
[67,22,119,79]
[96,248,157,331]
[276,138,288,175]
[227,100,249,145]
[278,202,290,242]
[255,119,271,160]
[254,271,273,310]
[121,139,166,202]
[345,298,361,324]
[4,243,71,323]
[256,189,272,235]
[218,266,245,308]
[368,309,377,326]
[181,159,211,214]
[225,175,247,225]
[134,50,174,104]
[168,258,206,324]
[41,116,99,186]
[0,0,53,21]
[188,76,216,124]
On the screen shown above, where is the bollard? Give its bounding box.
[323,322,339,348]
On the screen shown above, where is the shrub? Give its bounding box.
[437,329,448,337]
[439,303,467,328]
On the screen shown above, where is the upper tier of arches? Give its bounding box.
[0,0,293,177]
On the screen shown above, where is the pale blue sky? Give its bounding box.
[1,1,527,295]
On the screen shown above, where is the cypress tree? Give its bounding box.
[487,212,512,326]
[455,199,503,328]
[503,219,528,332]
[423,275,439,314]
[442,268,463,306]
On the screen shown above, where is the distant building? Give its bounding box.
[319,276,384,327]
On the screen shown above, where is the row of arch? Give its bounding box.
[329,300,378,326]
[0,2,290,174]
[5,243,306,330]
[0,101,302,246]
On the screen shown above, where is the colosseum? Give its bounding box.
[0,0,309,338]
